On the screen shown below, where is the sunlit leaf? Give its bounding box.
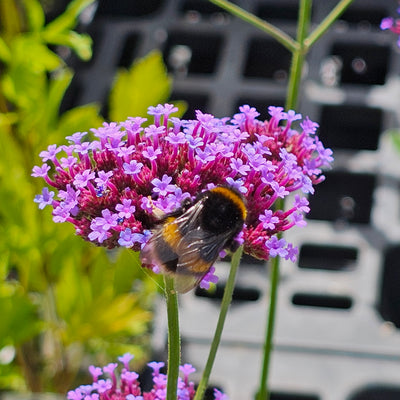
[13,35,62,72]
[0,37,11,62]
[45,68,74,131]
[44,0,96,35]
[0,288,42,347]
[57,103,104,139]
[109,50,172,122]
[391,130,400,154]
[22,0,45,32]
[43,30,93,61]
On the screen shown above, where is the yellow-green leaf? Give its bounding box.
[22,0,45,32]
[57,103,104,140]
[43,30,93,61]
[44,0,96,35]
[109,50,172,122]
[0,37,11,62]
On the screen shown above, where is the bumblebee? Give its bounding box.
[140,186,247,293]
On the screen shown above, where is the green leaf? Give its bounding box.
[0,112,17,128]
[109,50,172,122]
[391,130,400,154]
[55,252,152,344]
[0,37,11,63]
[112,249,142,293]
[43,30,93,61]
[22,0,45,32]
[0,287,42,347]
[170,100,188,119]
[57,103,104,139]
[14,35,62,72]
[44,0,96,35]
[45,68,74,131]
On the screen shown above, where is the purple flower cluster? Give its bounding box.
[67,354,227,400]
[33,103,332,265]
[381,7,400,47]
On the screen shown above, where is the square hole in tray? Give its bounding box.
[195,283,261,303]
[299,244,358,271]
[292,293,353,310]
[164,31,223,75]
[118,33,141,68]
[329,42,390,85]
[349,385,400,400]
[339,4,390,29]
[255,0,316,24]
[170,92,209,119]
[180,0,233,17]
[307,171,376,224]
[319,105,383,151]
[256,1,302,22]
[244,38,291,81]
[234,97,285,121]
[96,0,165,17]
[378,245,400,328]
[60,78,84,112]
[271,392,320,400]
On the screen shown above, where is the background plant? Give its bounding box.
[0,0,184,393]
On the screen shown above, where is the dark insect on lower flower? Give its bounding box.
[141,186,247,293]
[32,103,333,292]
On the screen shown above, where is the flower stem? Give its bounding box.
[305,0,354,48]
[164,276,181,400]
[194,245,243,400]
[208,0,298,52]
[255,253,280,400]
[256,1,312,396]
[256,0,355,397]
[285,0,312,110]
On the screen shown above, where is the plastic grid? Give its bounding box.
[67,0,400,398]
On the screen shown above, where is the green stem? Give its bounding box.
[257,0,312,394]
[285,0,312,110]
[164,276,181,400]
[208,0,298,52]
[305,0,354,48]
[194,246,243,400]
[255,253,280,400]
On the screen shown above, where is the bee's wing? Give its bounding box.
[141,199,232,293]
[140,201,206,275]
[174,228,233,293]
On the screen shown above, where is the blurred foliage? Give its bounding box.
[109,51,186,122]
[391,130,400,154]
[0,0,183,393]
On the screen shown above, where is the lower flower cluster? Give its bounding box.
[67,354,227,400]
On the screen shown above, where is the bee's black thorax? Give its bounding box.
[200,188,245,235]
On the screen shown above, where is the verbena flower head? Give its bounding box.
[67,354,225,400]
[381,7,400,47]
[33,104,332,284]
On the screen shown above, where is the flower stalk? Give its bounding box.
[164,276,181,400]
[194,246,243,400]
[256,2,312,398]
[305,0,355,48]
[285,0,312,110]
[209,0,298,52]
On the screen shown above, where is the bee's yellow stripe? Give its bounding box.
[210,186,247,220]
[162,217,182,251]
[162,217,211,275]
